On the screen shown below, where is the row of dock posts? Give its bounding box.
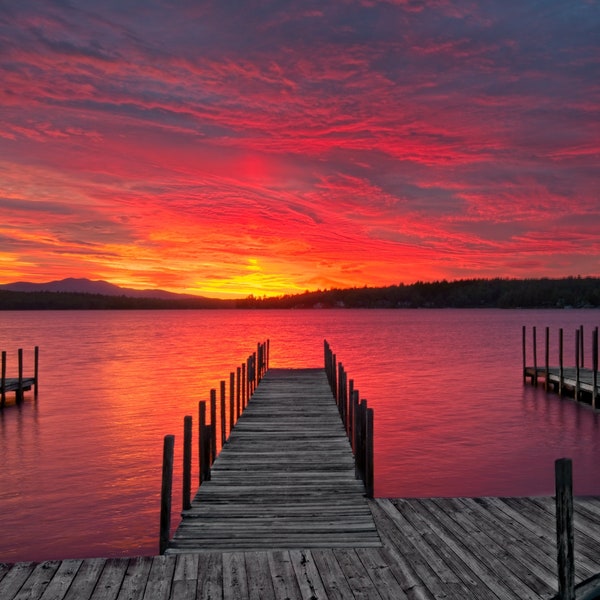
[324,340,374,499]
[159,340,269,554]
[1,346,39,408]
[522,325,599,408]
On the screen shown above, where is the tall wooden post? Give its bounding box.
[593,327,598,410]
[34,346,39,398]
[522,326,527,384]
[242,363,246,409]
[235,367,241,419]
[575,329,580,400]
[159,434,175,555]
[365,407,374,498]
[182,416,192,511]
[199,401,207,484]
[579,325,584,368]
[210,389,217,463]
[533,327,538,385]
[545,327,550,391]
[559,328,564,397]
[17,348,23,403]
[219,382,226,448]
[1,351,6,408]
[555,458,575,600]
[229,373,235,431]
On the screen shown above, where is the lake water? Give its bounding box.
[0,308,599,563]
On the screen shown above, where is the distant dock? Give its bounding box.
[523,325,599,408]
[1,347,38,407]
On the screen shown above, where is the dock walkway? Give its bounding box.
[167,368,380,552]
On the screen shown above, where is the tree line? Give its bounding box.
[1,277,599,310]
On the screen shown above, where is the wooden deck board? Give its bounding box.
[3,497,600,599]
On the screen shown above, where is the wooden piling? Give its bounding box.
[1,350,5,408]
[533,327,538,385]
[235,367,240,419]
[365,407,374,498]
[579,325,584,368]
[575,329,580,400]
[219,382,226,448]
[209,389,217,464]
[159,434,175,555]
[241,363,246,411]
[34,346,39,397]
[182,416,192,511]
[594,327,598,410]
[559,328,564,396]
[545,327,550,391]
[522,325,527,384]
[229,373,235,432]
[17,348,23,403]
[555,458,575,600]
[198,401,208,484]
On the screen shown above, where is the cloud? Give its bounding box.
[0,0,598,295]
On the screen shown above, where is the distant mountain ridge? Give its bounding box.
[0,277,197,300]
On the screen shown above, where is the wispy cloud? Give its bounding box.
[0,0,597,296]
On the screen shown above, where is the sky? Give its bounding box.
[0,1,598,298]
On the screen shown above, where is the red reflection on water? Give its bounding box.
[0,309,599,563]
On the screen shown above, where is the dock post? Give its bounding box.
[17,348,24,403]
[533,327,538,386]
[241,363,246,411]
[575,329,580,400]
[365,407,374,498]
[351,390,359,456]
[522,326,527,384]
[559,329,564,397]
[235,367,241,419]
[34,346,39,397]
[183,416,192,511]
[266,339,270,369]
[159,434,175,555]
[555,458,575,600]
[199,401,209,483]
[579,325,584,368]
[348,379,355,440]
[545,327,550,391]
[220,381,226,448]
[228,374,235,432]
[593,327,598,410]
[210,389,217,464]
[1,351,5,408]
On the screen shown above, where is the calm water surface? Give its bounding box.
[0,308,599,562]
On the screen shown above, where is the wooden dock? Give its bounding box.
[167,368,380,553]
[1,347,38,407]
[1,495,600,599]
[523,325,599,408]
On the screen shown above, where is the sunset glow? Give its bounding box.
[1,1,598,298]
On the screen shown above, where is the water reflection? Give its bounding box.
[0,308,598,562]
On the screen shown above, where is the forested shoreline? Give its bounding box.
[1,277,599,310]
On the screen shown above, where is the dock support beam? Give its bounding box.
[555,458,575,600]
[159,434,175,555]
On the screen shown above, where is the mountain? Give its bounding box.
[0,278,197,300]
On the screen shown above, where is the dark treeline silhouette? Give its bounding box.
[1,277,599,310]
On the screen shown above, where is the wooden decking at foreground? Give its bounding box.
[2,496,600,599]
